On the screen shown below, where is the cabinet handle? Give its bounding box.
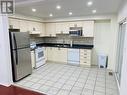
[84,57,87,58]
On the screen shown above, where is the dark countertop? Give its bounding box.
[36,43,94,49]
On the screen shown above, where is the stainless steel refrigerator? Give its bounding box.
[9,32,32,82]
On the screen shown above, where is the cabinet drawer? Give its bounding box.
[80,61,91,65]
[80,49,91,53]
[80,52,91,56]
[80,53,91,57]
[80,57,91,60]
[80,59,91,62]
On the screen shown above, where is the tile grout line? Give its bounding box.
[93,68,99,95]
[68,67,84,95]
[80,68,91,95]
[42,64,69,94]
[55,65,79,95]
[64,66,83,95]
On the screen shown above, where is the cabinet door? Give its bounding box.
[27,21,41,34]
[47,47,54,61]
[9,18,20,29]
[56,22,69,34]
[40,23,45,37]
[19,20,28,32]
[55,48,67,63]
[69,21,83,27]
[82,21,94,37]
[27,21,34,33]
[60,48,68,63]
[45,23,56,37]
[56,23,62,34]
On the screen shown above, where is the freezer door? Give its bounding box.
[10,32,30,49]
[12,48,32,81]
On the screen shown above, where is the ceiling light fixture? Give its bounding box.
[92,10,96,13]
[69,12,73,16]
[49,13,53,17]
[87,1,93,6]
[56,5,61,10]
[32,8,36,12]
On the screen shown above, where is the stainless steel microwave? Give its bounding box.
[69,27,83,36]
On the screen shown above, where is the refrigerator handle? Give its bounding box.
[13,34,18,65]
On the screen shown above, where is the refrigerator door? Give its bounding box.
[12,48,32,81]
[10,32,30,50]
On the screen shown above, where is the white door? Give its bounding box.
[116,20,127,84]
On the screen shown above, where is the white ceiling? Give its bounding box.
[15,0,122,19]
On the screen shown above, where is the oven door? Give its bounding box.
[35,47,44,62]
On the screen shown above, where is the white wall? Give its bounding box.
[0,14,13,86]
[93,20,111,65]
[92,18,118,72]
[118,0,127,22]
[117,0,127,95]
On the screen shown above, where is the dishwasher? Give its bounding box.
[67,49,80,66]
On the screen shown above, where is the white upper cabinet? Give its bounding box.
[9,18,94,37]
[9,18,20,29]
[56,22,69,34]
[69,21,83,27]
[45,23,56,37]
[39,23,45,37]
[19,20,29,32]
[27,21,41,34]
[82,21,94,37]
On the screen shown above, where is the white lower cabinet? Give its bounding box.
[47,47,67,63]
[47,47,54,61]
[46,47,92,66]
[55,48,68,63]
[80,49,92,67]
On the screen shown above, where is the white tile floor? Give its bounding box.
[14,63,119,95]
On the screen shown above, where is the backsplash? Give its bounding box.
[30,35,94,45]
[44,35,94,45]
[30,36,44,44]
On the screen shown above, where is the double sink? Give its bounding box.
[55,44,70,48]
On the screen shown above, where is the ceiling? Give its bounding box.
[15,0,122,20]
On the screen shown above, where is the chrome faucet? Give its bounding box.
[70,40,73,47]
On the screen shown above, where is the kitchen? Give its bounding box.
[0,0,127,95]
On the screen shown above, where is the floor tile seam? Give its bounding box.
[61,67,81,95]
[78,68,91,95]
[93,69,99,95]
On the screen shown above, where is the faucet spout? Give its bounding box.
[70,40,73,47]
